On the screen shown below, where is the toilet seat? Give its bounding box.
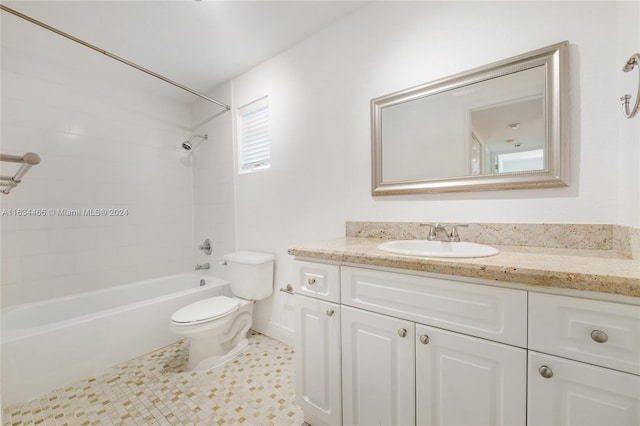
[171,296,240,325]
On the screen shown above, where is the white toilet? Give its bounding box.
[170,251,275,371]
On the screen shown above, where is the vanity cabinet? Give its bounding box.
[340,267,527,426]
[293,262,342,426]
[293,261,640,426]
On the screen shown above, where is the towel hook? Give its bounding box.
[620,53,640,119]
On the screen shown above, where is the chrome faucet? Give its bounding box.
[195,263,210,270]
[425,223,468,242]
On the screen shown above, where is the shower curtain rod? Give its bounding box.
[0,5,231,110]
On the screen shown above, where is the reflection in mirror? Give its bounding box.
[372,41,568,195]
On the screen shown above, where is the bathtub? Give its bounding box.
[1,273,231,406]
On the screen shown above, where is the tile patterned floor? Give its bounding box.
[2,331,304,425]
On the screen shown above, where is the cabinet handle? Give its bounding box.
[538,365,554,379]
[307,278,316,285]
[398,328,407,338]
[419,334,430,344]
[326,309,335,317]
[590,329,608,343]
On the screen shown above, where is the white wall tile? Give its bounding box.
[0,257,23,286]
[1,281,53,307]
[74,248,120,274]
[42,273,97,298]
[1,44,195,306]
[1,230,49,257]
[22,253,76,282]
[48,228,98,252]
[1,97,69,133]
[0,213,53,232]
[97,266,142,289]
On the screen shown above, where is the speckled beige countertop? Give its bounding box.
[288,237,640,299]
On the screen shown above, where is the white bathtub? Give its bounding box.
[1,273,231,406]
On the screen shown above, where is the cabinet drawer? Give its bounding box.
[294,261,340,303]
[341,267,527,347]
[529,292,640,375]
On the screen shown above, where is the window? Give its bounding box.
[237,97,270,174]
[496,149,544,173]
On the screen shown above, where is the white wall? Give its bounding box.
[212,1,639,345]
[0,44,195,307]
[617,0,640,227]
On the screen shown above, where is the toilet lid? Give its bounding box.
[171,296,240,325]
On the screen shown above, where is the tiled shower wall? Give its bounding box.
[0,44,196,307]
[190,83,236,279]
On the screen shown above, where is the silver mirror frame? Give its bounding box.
[371,41,569,196]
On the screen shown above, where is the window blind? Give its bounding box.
[237,97,270,174]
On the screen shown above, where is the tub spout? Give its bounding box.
[195,263,210,270]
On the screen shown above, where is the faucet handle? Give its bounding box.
[420,223,437,240]
[199,238,212,255]
[449,224,469,242]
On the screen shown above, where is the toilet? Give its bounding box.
[170,251,275,371]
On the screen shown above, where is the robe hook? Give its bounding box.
[620,53,640,119]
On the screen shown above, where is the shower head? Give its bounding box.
[181,134,208,151]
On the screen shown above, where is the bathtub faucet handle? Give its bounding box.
[199,239,212,255]
[195,263,210,270]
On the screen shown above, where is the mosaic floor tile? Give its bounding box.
[3,331,304,426]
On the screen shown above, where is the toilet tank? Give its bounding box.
[223,251,275,301]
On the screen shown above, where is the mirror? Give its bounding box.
[371,41,568,195]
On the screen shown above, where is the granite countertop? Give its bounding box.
[288,237,640,298]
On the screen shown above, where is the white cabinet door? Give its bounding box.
[415,324,526,426]
[294,295,342,426]
[528,351,640,426]
[341,305,415,426]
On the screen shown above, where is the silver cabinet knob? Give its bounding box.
[307,278,316,285]
[538,365,553,379]
[590,329,609,343]
[419,334,430,344]
[398,328,407,338]
[326,309,335,317]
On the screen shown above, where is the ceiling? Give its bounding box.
[1,1,365,104]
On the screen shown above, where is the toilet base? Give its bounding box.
[181,307,254,372]
[188,335,249,371]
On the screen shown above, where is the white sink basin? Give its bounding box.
[377,240,499,258]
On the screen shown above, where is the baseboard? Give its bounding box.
[251,320,295,347]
